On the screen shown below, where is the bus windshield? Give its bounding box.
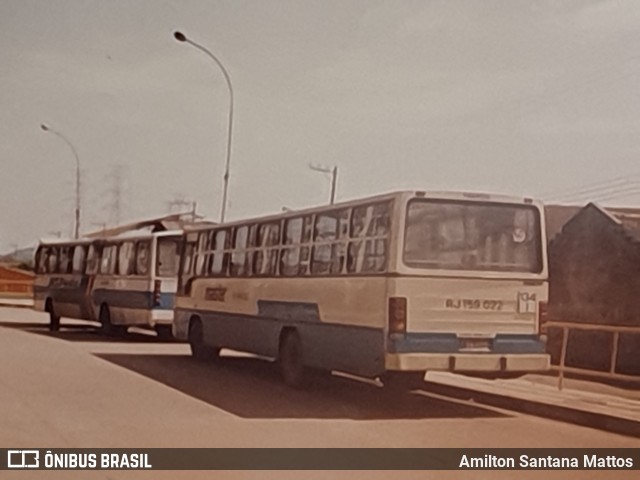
[403,200,542,273]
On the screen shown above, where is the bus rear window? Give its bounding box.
[403,200,542,273]
[156,238,180,277]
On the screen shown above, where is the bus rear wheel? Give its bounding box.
[188,318,219,361]
[99,305,114,335]
[46,299,60,332]
[278,330,308,388]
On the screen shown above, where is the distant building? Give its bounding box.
[547,203,640,375]
[0,264,34,298]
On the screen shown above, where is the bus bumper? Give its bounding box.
[385,353,550,373]
[150,309,174,325]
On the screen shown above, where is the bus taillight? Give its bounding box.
[538,300,548,335]
[153,280,162,307]
[388,297,407,334]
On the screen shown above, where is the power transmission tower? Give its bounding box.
[107,164,127,226]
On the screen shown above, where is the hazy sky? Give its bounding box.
[1,0,640,252]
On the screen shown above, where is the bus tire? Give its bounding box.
[278,330,308,388]
[46,299,60,332]
[99,304,114,336]
[155,325,173,341]
[381,372,425,392]
[188,318,219,361]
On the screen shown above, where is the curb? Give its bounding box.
[421,380,640,439]
[0,302,34,309]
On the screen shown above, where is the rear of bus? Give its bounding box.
[150,231,182,332]
[385,192,550,377]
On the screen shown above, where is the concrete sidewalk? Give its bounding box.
[423,371,640,438]
[0,297,33,308]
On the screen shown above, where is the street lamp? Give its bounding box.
[40,123,81,238]
[309,163,338,205]
[174,30,234,223]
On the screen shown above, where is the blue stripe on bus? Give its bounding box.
[92,289,175,310]
[388,333,546,354]
[257,300,321,323]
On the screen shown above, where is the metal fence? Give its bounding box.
[544,320,640,389]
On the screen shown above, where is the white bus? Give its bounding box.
[34,230,182,337]
[173,191,550,388]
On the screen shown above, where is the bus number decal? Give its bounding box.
[205,287,227,302]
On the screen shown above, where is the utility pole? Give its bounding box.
[309,163,338,205]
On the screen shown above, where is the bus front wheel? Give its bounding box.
[188,318,219,361]
[278,330,308,388]
[46,299,60,332]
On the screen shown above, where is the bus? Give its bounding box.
[33,230,182,337]
[173,190,550,388]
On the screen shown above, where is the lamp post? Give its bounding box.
[309,163,338,205]
[174,30,234,223]
[40,123,81,238]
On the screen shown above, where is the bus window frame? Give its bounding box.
[401,198,544,274]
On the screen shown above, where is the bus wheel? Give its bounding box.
[278,330,308,388]
[188,318,219,361]
[99,305,114,336]
[155,325,173,341]
[381,372,425,392]
[46,299,60,332]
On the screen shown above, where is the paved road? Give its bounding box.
[0,307,637,480]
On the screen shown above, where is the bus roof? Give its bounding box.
[37,229,184,246]
[183,190,543,233]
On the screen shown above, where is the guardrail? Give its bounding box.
[544,320,640,389]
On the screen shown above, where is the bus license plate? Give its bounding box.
[460,338,491,350]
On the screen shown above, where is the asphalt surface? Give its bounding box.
[1,307,638,480]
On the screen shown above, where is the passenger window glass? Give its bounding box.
[118,242,135,276]
[59,247,71,274]
[47,247,58,273]
[230,227,248,276]
[315,214,338,241]
[86,244,102,274]
[280,247,299,276]
[100,245,117,275]
[136,241,150,276]
[254,222,280,275]
[284,218,303,245]
[157,238,180,277]
[211,229,228,275]
[72,245,87,274]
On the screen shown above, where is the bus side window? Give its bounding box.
[348,202,390,273]
[118,241,135,276]
[135,241,150,276]
[211,229,228,275]
[100,245,117,275]
[86,244,102,274]
[47,247,59,273]
[36,247,47,274]
[312,211,346,275]
[230,226,249,276]
[280,218,302,276]
[58,247,71,274]
[254,222,279,276]
[193,232,209,276]
[72,245,87,274]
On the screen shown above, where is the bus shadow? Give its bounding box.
[0,320,169,343]
[95,352,511,420]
